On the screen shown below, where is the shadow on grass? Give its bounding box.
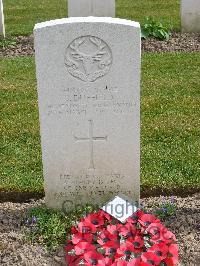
[0,187,199,203]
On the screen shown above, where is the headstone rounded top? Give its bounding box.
[34,17,140,31]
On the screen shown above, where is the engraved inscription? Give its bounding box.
[74,120,108,169]
[53,173,133,201]
[65,36,112,82]
[47,85,136,117]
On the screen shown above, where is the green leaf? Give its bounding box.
[141,28,150,39]
[141,16,171,40]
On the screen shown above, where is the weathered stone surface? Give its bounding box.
[68,0,115,17]
[34,17,141,210]
[0,0,5,37]
[181,0,200,32]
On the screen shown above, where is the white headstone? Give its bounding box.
[0,0,5,37]
[181,0,200,32]
[34,17,141,210]
[68,0,115,17]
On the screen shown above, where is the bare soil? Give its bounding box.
[0,32,200,58]
[142,32,200,53]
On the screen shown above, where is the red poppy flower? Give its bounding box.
[66,253,75,265]
[79,216,86,222]
[147,223,164,244]
[139,214,160,228]
[97,229,118,246]
[162,230,176,243]
[162,257,175,266]
[84,251,105,266]
[107,224,119,235]
[148,243,168,260]
[104,257,113,266]
[117,241,136,258]
[141,252,161,265]
[139,262,154,266]
[71,226,78,234]
[112,261,128,266]
[126,210,144,224]
[104,240,120,257]
[66,254,83,266]
[130,235,144,251]
[117,223,137,239]
[127,258,141,266]
[78,221,97,234]
[66,209,178,266]
[85,213,105,227]
[75,241,96,255]
[65,241,73,252]
[167,244,179,264]
[163,256,179,266]
[72,232,93,244]
[146,222,164,236]
[98,210,112,221]
[150,227,176,244]
[66,242,82,266]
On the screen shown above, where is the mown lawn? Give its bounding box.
[3,0,180,36]
[1,53,199,194]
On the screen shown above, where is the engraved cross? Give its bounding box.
[74,120,107,169]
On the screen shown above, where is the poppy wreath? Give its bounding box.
[65,209,179,266]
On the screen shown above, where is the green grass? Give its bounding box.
[117,0,180,30]
[141,53,200,192]
[26,207,68,250]
[4,0,66,36]
[0,57,42,192]
[25,205,94,250]
[3,0,180,36]
[0,53,200,194]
